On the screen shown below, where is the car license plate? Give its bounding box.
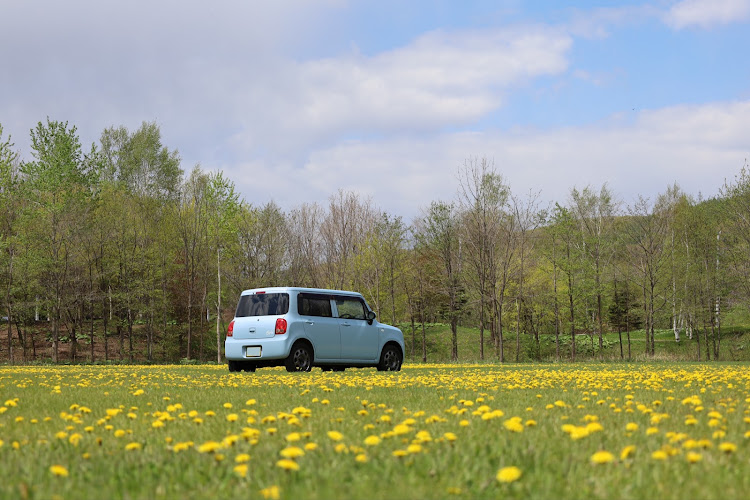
[245,347,261,358]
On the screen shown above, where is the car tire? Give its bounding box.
[320,366,332,372]
[332,366,345,372]
[377,345,402,372]
[378,344,404,372]
[228,360,240,372]
[242,363,256,372]
[285,342,313,372]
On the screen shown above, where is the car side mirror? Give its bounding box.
[366,310,376,325]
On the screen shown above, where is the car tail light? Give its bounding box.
[227,320,235,337]
[275,318,287,335]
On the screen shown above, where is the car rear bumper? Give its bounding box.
[225,336,291,361]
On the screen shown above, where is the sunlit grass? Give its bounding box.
[1,364,750,499]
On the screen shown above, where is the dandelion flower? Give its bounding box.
[279,446,305,459]
[285,432,301,443]
[235,453,251,463]
[652,450,668,460]
[50,465,69,477]
[719,442,737,453]
[496,466,522,483]
[686,452,702,463]
[327,431,344,441]
[233,464,248,478]
[260,485,281,500]
[276,459,300,471]
[198,441,222,454]
[364,435,382,446]
[620,445,636,460]
[590,451,615,465]
[125,442,142,451]
[355,453,368,463]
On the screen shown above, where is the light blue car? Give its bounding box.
[225,287,405,372]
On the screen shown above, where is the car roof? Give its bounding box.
[239,287,363,297]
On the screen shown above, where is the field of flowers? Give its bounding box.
[1,363,749,499]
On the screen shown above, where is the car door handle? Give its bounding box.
[341,322,351,327]
[248,328,256,333]
[305,320,314,325]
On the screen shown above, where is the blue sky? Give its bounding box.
[1,0,749,218]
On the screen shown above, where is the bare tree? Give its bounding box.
[457,158,508,360]
[570,184,618,359]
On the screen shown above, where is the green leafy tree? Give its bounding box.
[0,124,20,362]
[21,119,96,362]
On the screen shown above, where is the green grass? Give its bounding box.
[1,364,750,499]
[399,322,750,363]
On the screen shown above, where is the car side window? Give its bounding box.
[297,293,333,318]
[334,296,366,320]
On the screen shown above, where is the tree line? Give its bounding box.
[1,119,749,364]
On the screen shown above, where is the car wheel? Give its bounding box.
[377,345,402,372]
[332,366,345,372]
[228,360,240,372]
[320,366,332,372]
[285,342,313,372]
[242,363,256,372]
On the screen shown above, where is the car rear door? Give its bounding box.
[297,293,340,360]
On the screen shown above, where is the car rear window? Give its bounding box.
[297,293,333,318]
[235,293,289,317]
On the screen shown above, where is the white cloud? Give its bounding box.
[225,26,572,158]
[230,100,750,219]
[666,0,750,29]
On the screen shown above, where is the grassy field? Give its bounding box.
[1,364,750,499]
[399,323,750,363]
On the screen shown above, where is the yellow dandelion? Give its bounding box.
[198,441,222,453]
[590,451,615,465]
[620,445,636,460]
[652,450,668,460]
[496,466,522,483]
[233,464,248,478]
[364,435,382,446]
[355,453,368,463]
[285,432,301,443]
[235,453,251,463]
[719,442,737,453]
[407,444,423,454]
[334,443,348,453]
[125,442,142,451]
[276,459,300,471]
[327,431,344,441]
[260,485,281,500]
[279,446,305,459]
[50,465,69,477]
[686,452,702,463]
